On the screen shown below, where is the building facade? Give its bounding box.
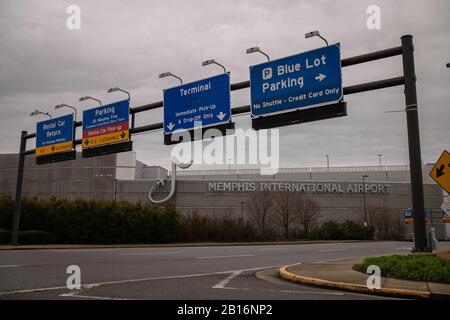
[0,152,447,239]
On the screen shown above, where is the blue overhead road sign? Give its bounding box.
[35,114,74,156]
[163,73,231,135]
[250,44,342,118]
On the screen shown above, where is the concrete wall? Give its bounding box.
[0,153,446,239]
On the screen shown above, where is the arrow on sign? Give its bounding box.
[315,73,327,82]
[167,122,175,131]
[51,145,55,151]
[216,112,226,121]
[120,131,126,139]
[84,139,89,146]
[436,164,445,178]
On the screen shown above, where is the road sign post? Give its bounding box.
[401,35,427,252]
[10,131,27,245]
[163,73,233,145]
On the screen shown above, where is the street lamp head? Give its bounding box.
[447,63,450,68]
[79,96,102,105]
[305,30,328,46]
[202,59,215,66]
[246,47,270,61]
[107,87,119,93]
[305,30,320,38]
[159,72,172,79]
[30,110,40,116]
[246,47,261,54]
[363,175,369,178]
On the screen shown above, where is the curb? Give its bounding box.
[279,264,432,299]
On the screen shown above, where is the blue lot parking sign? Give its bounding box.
[250,44,343,118]
[163,73,231,135]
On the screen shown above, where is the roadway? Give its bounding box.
[1,241,447,300]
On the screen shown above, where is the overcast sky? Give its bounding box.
[0,0,449,171]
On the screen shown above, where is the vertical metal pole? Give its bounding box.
[11,131,27,245]
[401,35,427,252]
[131,113,135,129]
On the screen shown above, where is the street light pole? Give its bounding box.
[378,154,382,167]
[239,201,245,220]
[362,175,368,224]
[325,155,329,171]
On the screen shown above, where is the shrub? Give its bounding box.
[0,197,183,244]
[0,229,9,244]
[317,220,374,240]
[354,254,450,284]
[18,230,55,244]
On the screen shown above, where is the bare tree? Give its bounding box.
[368,205,405,240]
[294,196,321,236]
[246,192,273,237]
[273,193,296,239]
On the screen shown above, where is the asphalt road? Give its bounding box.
[1,241,447,300]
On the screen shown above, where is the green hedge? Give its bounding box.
[0,196,375,244]
[0,196,182,244]
[0,229,55,245]
[0,229,9,244]
[353,254,450,284]
[306,220,375,240]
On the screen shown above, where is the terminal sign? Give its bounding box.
[163,73,231,135]
[250,44,343,118]
[82,100,130,149]
[36,114,74,156]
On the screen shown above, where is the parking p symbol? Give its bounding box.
[262,67,272,80]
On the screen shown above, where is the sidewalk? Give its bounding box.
[279,257,450,299]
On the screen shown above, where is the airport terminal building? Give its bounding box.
[0,152,447,239]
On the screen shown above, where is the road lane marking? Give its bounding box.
[258,247,291,251]
[212,271,243,289]
[0,265,20,268]
[197,254,255,259]
[0,265,279,296]
[119,251,181,256]
[60,292,132,300]
[269,289,344,296]
[318,249,347,252]
[396,247,412,250]
[313,256,360,264]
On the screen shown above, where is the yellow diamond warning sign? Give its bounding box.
[429,150,450,193]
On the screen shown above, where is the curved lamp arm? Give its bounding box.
[148,160,193,204]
